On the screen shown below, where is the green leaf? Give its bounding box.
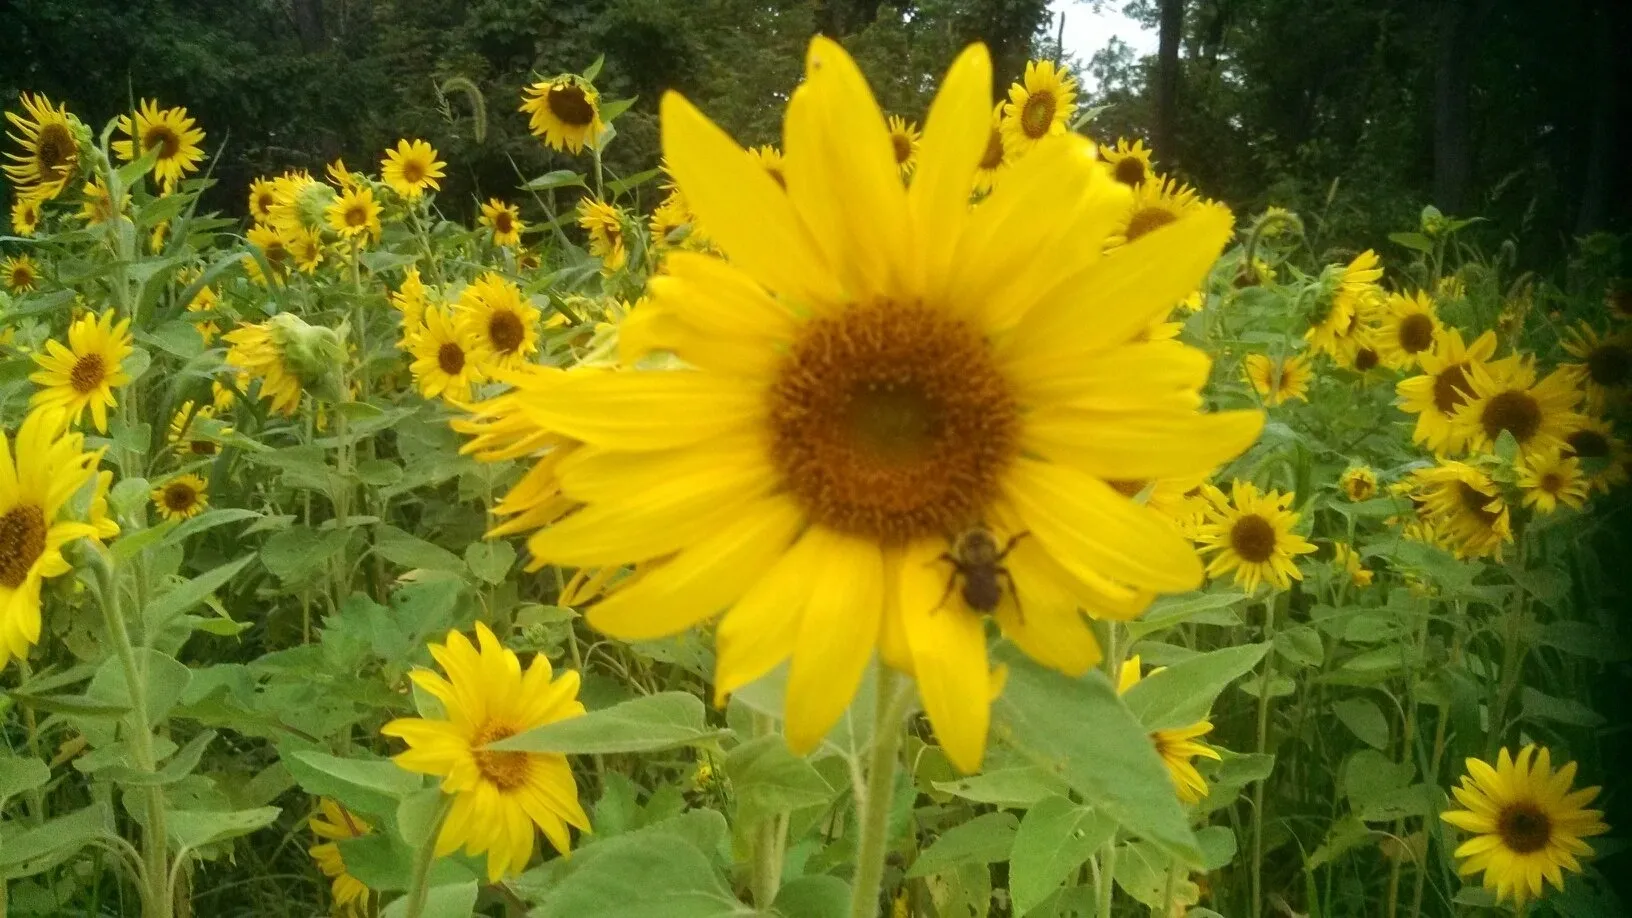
[1195,825,1238,871]
[356,459,405,487]
[0,803,109,877]
[491,692,728,755]
[1008,795,1116,914]
[771,875,850,918]
[725,735,835,825]
[168,806,281,849]
[993,647,1200,865]
[1113,839,1199,908]
[374,525,465,572]
[0,754,50,801]
[262,526,350,583]
[464,540,515,585]
[908,811,1018,878]
[932,766,1069,808]
[524,170,587,192]
[1520,687,1605,727]
[165,508,262,545]
[103,729,216,787]
[1331,698,1390,750]
[1122,643,1269,732]
[87,648,190,725]
[144,554,255,631]
[1533,620,1631,661]
[1342,749,1412,812]
[284,750,425,820]
[380,880,479,918]
[536,826,745,918]
[358,251,420,274]
[1387,232,1434,253]
[1125,591,1247,638]
[1274,625,1324,667]
[1359,784,1433,823]
[606,166,659,197]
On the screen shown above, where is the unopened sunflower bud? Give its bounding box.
[268,313,348,402]
[292,179,338,235]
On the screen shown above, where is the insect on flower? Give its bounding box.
[935,527,1027,619]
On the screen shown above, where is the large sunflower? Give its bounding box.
[1396,328,1501,456]
[576,199,627,273]
[1452,358,1583,460]
[1117,655,1221,803]
[1195,481,1315,592]
[308,798,373,917]
[151,473,208,521]
[1098,137,1155,188]
[381,139,446,200]
[1373,289,1442,370]
[999,59,1077,158]
[1515,450,1589,514]
[1244,352,1313,406]
[0,409,99,671]
[29,311,134,433]
[1306,250,1383,358]
[1558,322,1632,411]
[456,273,540,370]
[409,306,487,403]
[4,93,78,200]
[325,185,382,242]
[381,623,590,881]
[465,40,1262,773]
[112,100,206,193]
[520,76,604,154]
[480,199,525,247]
[2,254,39,293]
[1441,746,1608,907]
[1408,460,1511,560]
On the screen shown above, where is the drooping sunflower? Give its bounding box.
[0,408,99,671]
[247,176,279,223]
[381,139,446,200]
[244,224,292,286]
[649,190,694,251]
[112,99,206,193]
[409,306,487,403]
[308,798,373,918]
[463,40,1262,774]
[480,199,525,247]
[1373,289,1443,370]
[2,254,39,293]
[1560,417,1628,493]
[972,103,1007,195]
[391,266,432,344]
[1098,137,1155,188]
[1195,481,1316,592]
[1452,358,1584,460]
[325,158,362,191]
[167,401,229,459]
[79,178,115,226]
[1117,655,1221,803]
[381,623,590,881]
[456,273,541,371]
[999,59,1078,158]
[222,322,304,416]
[1339,466,1377,501]
[576,199,627,273]
[1244,352,1313,406]
[1515,450,1590,513]
[1441,745,1608,907]
[86,468,119,546]
[1113,175,1229,248]
[520,76,604,154]
[1331,542,1373,588]
[152,473,208,521]
[266,171,333,241]
[325,185,382,242]
[1408,460,1511,560]
[4,93,79,200]
[1396,328,1502,456]
[29,311,134,433]
[1558,322,1632,410]
[1306,250,1384,359]
[886,115,921,174]
[10,198,40,236]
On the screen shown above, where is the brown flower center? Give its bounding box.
[70,353,106,394]
[1353,348,1379,372]
[437,342,466,375]
[494,211,514,235]
[1107,479,1148,498]
[254,191,276,216]
[0,505,47,589]
[1432,363,1473,414]
[979,130,1005,171]
[1497,802,1552,854]
[891,132,912,165]
[1398,313,1435,354]
[189,439,217,456]
[345,203,369,228]
[1020,91,1057,139]
[1228,514,1277,563]
[488,310,525,355]
[1565,429,1608,459]
[471,723,531,791]
[547,84,595,128]
[1587,344,1630,388]
[1112,157,1147,187]
[400,159,425,185]
[1456,482,1501,525]
[767,302,1018,543]
[1480,390,1542,444]
[1125,207,1177,243]
[1540,472,1563,494]
[142,125,181,160]
[162,482,197,513]
[36,123,76,175]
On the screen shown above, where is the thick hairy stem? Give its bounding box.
[1251,598,1278,918]
[402,796,454,918]
[848,670,911,918]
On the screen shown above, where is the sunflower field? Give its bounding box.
[0,28,1629,918]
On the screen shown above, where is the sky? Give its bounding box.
[1046,0,1158,73]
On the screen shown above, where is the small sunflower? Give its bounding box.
[222,322,304,416]
[1117,654,1221,803]
[3,93,79,200]
[381,139,446,200]
[112,100,206,193]
[1113,175,1229,248]
[1339,466,1377,502]
[309,798,373,918]
[86,468,119,546]
[480,199,525,247]
[325,158,362,190]
[1195,481,1316,592]
[1331,543,1373,588]
[167,401,230,460]
[1408,460,1511,560]
[886,115,921,174]
[247,176,279,223]
[1559,322,1632,410]
[3,254,39,293]
[745,145,787,190]
[325,185,382,242]
[409,306,487,403]
[1396,328,1502,456]
[520,76,604,154]
[1098,137,1155,188]
[1373,289,1443,370]
[1307,250,1384,359]
[183,284,220,345]
[29,311,134,433]
[10,198,41,236]
[1330,315,1383,373]
[244,224,292,286]
[392,266,432,343]
[79,178,115,225]
[456,272,540,370]
[284,227,326,274]
[577,199,627,273]
[1441,745,1608,908]
[1452,358,1584,460]
[1516,450,1590,513]
[648,191,694,250]
[381,623,591,881]
[999,60,1078,157]
[972,103,1008,195]
[1105,475,1211,538]
[1560,417,1628,493]
[1244,352,1313,406]
[152,474,208,521]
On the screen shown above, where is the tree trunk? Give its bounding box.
[1432,0,1477,215]
[1153,0,1184,160]
[289,0,325,53]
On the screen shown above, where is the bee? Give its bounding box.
[935,527,1027,619]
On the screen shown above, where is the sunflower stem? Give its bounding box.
[1410,622,1464,918]
[1097,831,1120,918]
[848,669,910,918]
[401,795,454,918]
[749,713,788,909]
[1250,596,1277,918]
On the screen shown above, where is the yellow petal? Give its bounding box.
[783,528,884,754]
[518,371,763,451]
[714,526,827,704]
[909,43,992,300]
[1023,407,1264,481]
[899,538,992,774]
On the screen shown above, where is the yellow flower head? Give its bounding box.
[1515,450,1589,514]
[112,99,206,193]
[1559,322,1632,411]
[184,284,220,345]
[972,103,1008,195]
[244,224,292,286]
[886,115,921,174]
[1000,59,1078,157]
[80,177,115,226]
[1452,357,1584,461]
[3,254,39,293]
[168,401,230,460]
[222,322,304,416]
[1339,466,1377,502]
[1560,416,1628,493]
[10,197,41,236]
[1396,328,1503,456]
[1331,542,1373,588]
[86,466,119,545]
[1196,481,1316,592]
[1112,174,1231,249]
[381,623,590,881]
[382,139,446,200]
[29,311,134,433]
[456,272,541,370]
[4,93,79,200]
[1244,352,1313,406]
[1098,137,1155,188]
[480,199,525,247]
[151,473,208,521]
[577,199,627,273]
[1405,460,1512,560]
[746,145,787,190]
[326,185,382,242]
[308,798,374,917]
[1116,654,1221,803]
[266,171,333,241]
[409,306,487,403]
[284,227,326,274]
[1307,250,1384,359]
[520,76,604,154]
[1373,289,1443,370]
[247,176,279,223]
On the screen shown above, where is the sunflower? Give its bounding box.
[1195,481,1316,592]
[1516,450,1590,513]
[999,59,1077,158]
[284,227,326,274]
[1106,474,1211,538]
[183,284,220,345]
[4,93,78,200]
[1339,466,1377,501]
[1441,746,1608,908]
[1331,543,1373,588]
[325,185,382,242]
[0,409,99,671]
[266,172,333,241]
[577,199,627,273]
[1113,175,1229,248]
[1396,328,1502,456]
[1560,417,1628,493]
[152,474,208,521]
[455,273,540,371]
[972,103,1008,195]
[211,381,235,412]
[86,468,119,545]
[223,323,304,416]
[409,306,487,403]
[244,224,291,286]
[521,76,604,154]
[167,401,230,459]
[1244,352,1313,406]
[308,798,373,917]
[1408,460,1511,560]
[381,139,446,200]
[459,40,1262,774]
[10,198,40,236]
[648,191,693,250]
[480,199,525,247]
[392,266,432,344]
[325,158,362,191]
[29,311,134,433]
[1307,250,1384,359]
[1330,316,1383,372]
[2,254,39,293]
[381,623,590,881]
[1452,358,1583,460]
[1373,289,1443,370]
[1559,323,1632,410]
[112,100,206,193]
[79,177,115,226]
[1099,137,1155,188]
[1117,655,1221,803]
[886,115,921,174]
[450,367,582,545]
[247,176,279,223]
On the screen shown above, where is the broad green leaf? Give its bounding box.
[103,729,216,787]
[1113,838,1199,908]
[536,828,746,918]
[1531,620,1632,661]
[86,648,191,726]
[1359,784,1434,823]
[1342,749,1412,811]
[725,735,835,826]
[1122,643,1269,732]
[262,526,350,583]
[1331,698,1390,750]
[168,806,281,849]
[381,880,479,918]
[1008,795,1116,914]
[0,803,109,877]
[374,525,465,572]
[771,875,849,918]
[524,170,586,192]
[908,811,1018,878]
[932,766,1068,808]
[1388,231,1434,253]
[165,508,262,545]
[285,750,425,820]
[1274,626,1324,667]
[492,692,728,755]
[1194,825,1238,871]
[144,554,256,630]
[464,540,516,584]
[1125,591,1247,637]
[0,754,50,801]
[1520,687,1605,727]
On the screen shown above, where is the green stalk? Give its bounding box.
[1410,625,1464,918]
[750,713,787,909]
[1251,597,1277,918]
[401,796,454,918]
[848,670,910,918]
[1098,831,1121,918]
